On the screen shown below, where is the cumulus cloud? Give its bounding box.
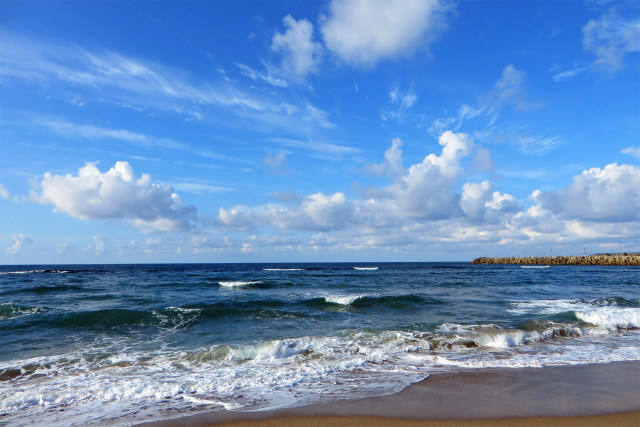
[320,0,450,66]
[218,191,356,232]
[534,163,640,222]
[460,180,521,224]
[376,131,475,221]
[582,9,640,74]
[72,141,638,257]
[4,233,32,254]
[271,15,323,81]
[219,131,481,232]
[35,161,197,233]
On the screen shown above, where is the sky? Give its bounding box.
[1,0,639,264]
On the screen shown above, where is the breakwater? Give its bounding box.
[472,254,640,266]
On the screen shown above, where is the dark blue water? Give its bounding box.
[1,263,638,425]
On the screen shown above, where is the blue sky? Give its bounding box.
[1,0,639,263]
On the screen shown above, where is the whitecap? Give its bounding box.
[353,267,378,271]
[576,307,640,329]
[218,281,262,287]
[323,295,364,305]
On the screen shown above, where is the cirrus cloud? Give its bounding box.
[582,9,640,74]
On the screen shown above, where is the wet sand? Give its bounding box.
[141,361,640,426]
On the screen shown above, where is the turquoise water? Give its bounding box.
[1,263,639,425]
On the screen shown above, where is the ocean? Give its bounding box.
[1,262,638,425]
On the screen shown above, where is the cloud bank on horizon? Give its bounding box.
[1,0,639,262]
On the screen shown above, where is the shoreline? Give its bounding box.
[141,361,640,426]
[472,254,640,266]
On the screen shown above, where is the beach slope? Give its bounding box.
[142,361,640,426]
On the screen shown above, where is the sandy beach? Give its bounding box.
[142,361,640,426]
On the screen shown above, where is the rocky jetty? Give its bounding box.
[472,253,640,266]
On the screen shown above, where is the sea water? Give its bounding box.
[0,263,638,425]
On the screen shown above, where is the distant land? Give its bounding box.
[472,253,640,266]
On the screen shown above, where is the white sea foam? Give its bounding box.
[576,307,640,329]
[520,265,550,268]
[353,267,378,270]
[507,299,640,330]
[508,299,583,315]
[263,268,304,271]
[323,294,365,305]
[1,323,639,426]
[0,333,431,425]
[218,281,262,287]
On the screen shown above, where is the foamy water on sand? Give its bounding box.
[0,263,638,425]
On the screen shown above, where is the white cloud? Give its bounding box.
[47,142,636,258]
[0,183,9,199]
[4,233,32,254]
[535,163,640,222]
[219,131,479,232]
[271,15,323,81]
[377,131,475,220]
[211,134,640,255]
[35,161,197,233]
[217,191,356,232]
[622,146,640,159]
[582,10,640,74]
[461,180,521,224]
[320,0,450,66]
[299,192,353,230]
